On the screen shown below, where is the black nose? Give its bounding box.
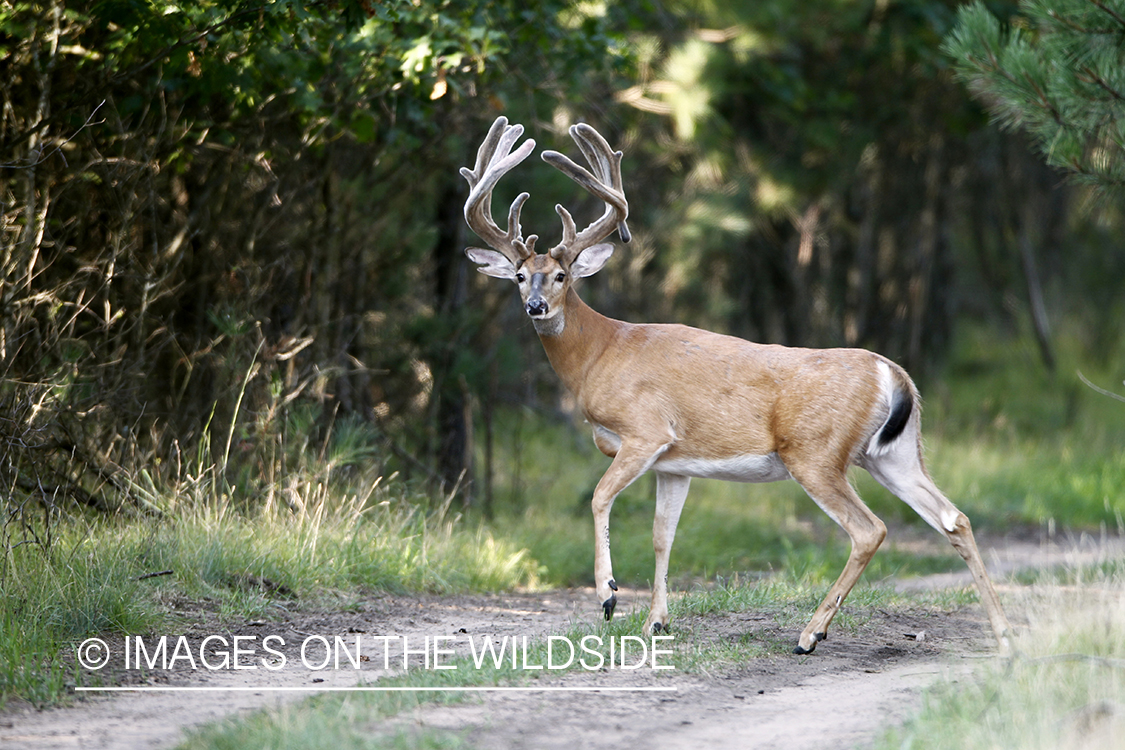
[526,299,548,316]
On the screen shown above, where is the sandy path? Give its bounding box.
[2,532,1120,750]
[396,660,975,750]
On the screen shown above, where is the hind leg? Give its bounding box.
[785,463,888,654]
[863,430,1012,654]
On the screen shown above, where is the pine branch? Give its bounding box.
[1022,70,1065,125]
[1077,66,1125,102]
[945,0,1125,196]
[1046,9,1119,34]
[1089,0,1125,31]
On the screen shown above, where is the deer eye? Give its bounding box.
[515,273,526,283]
[555,272,566,283]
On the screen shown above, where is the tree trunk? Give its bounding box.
[432,180,473,502]
[1018,199,1055,372]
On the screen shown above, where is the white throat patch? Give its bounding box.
[532,312,565,337]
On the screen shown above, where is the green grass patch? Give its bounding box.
[178,668,487,750]
[0,530,167,706]
[139,492,538,608]
[919,324,1125,530]
[670,571,969,622]
[0,479,537,708]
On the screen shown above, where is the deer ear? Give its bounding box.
[569,243,614,279]
[465,247,517,280]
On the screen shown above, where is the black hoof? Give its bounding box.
[793,632,826,655]
[602,593,617,621]
[652,621,669,634]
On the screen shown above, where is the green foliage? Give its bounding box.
[945,0,1125,196]
[605,0,1060,375]
[0,0,548,147]
[0,0,630,529]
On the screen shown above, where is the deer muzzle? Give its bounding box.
[526,273,549,317]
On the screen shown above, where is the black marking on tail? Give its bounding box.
[877,387,913,446]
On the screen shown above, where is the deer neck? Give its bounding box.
[534,288,620,396]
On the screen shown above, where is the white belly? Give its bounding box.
[591,424,790,483]
[653,452,792,483]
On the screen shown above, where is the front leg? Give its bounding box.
[591,439,674,620]
[644,472,691,634]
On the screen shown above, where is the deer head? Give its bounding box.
[460,117,630,326]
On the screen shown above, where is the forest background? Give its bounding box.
[2,0,1124,708]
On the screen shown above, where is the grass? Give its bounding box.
[0,474,537,708]
[875,562,1125,750]
[920,323,1125,530]
[139,490,538,605]
[670,570,974,624]
[0,529,167,706]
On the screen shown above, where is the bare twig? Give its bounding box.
[0,101,106,170]
[1030,652,1125,670]
[1077,370,1125,404]
[1090,0,1125,31]
[136,569,174,581]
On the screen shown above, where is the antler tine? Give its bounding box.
[572,125,614,185]
[460,116,507,188]
[460,117,537,264]
[541,123,630,264]
[571,124,632,245]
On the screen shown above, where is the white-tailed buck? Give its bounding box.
[461,116,1011,655]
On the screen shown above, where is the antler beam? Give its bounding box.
[541,123,630,265]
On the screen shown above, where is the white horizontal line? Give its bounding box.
[75,685,677,693]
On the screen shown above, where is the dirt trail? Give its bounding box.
[2,532,1121,750]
